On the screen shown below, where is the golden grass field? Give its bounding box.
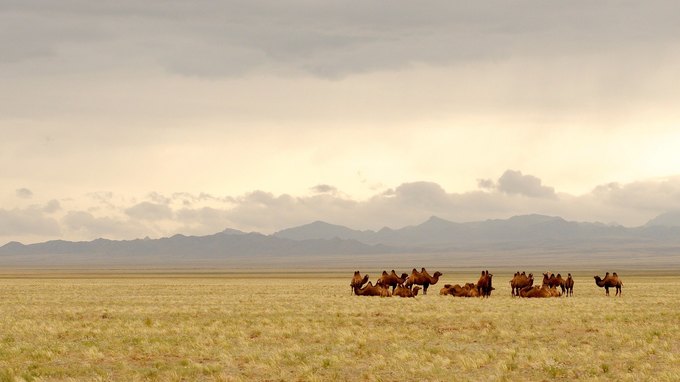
[0,270,679,381]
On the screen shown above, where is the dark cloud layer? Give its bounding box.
[2,1,679,78]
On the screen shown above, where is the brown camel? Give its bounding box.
[476,270,494,298]
[562,273,574,297]
[405,267,442,295]
[594,272,623,296]
[547,286,562,297]
[350,271,369,294]
[509,271,534,297]
[439,284,455,296]
[377,270,409,292]
[354,281,391,297]
[456,283,481,297]
[394,284,421,298]
[542,272,563,288]
[519,285,552,298]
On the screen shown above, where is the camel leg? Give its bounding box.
[423,283,429,295]
[605,286,609,296]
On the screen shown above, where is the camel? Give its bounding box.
[518,285,552,298]
[353,281,391,297]
[476,270,494,298]
[405,268,442,295]
[509,271,534,297]
[440,284,455,296]
[377,270,409,292]
[394,284,421,298]
[542,272,563,289]
[547,286,561,297]
[350,271,369,295]
[594,272,623,296]
[455,283,481,297]
[562,273,574,297]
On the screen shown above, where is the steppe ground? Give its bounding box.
[0,270,679,381]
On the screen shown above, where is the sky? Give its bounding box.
[2,1,680,244]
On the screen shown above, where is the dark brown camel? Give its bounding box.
[542,272,563,288]
[561,273,574,297]
[509,271,533,297]
[377,270,409,293]
[394,284,421,298]
[476,270,494,298]
[594,272,623,296]
[350,271,369,294]
[405,268,442,295]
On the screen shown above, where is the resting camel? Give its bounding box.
[476,270,494,298]
[440,284,455,296]
[393,284,421,298]
[518,285,552,298]
[405,268,442,295]
[562,273,574,297]
[354,281,391,297]
[377,270,409,293]
[443,283,480,297]
[594,272,623,296]
[350,271,369,295]
[509,271,534,297]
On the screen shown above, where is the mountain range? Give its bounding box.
[2,213,680,268]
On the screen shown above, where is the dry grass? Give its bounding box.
[0,272,679,381]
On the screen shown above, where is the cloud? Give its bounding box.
[16,188,33,199]
[310,184,337,194]
[43,199,61,213]
[0,207,60,237]
[124,202,173,221]
[497,170,557,199]
[62,211,147,239]
[3,2,679,78]
[7,173,680,244]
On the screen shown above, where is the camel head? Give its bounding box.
[413,286,422,296]
[433,271,443,278]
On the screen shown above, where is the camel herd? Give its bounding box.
[351,268,440,298]
[350,269,623,298]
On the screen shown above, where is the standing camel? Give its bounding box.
[405,268,442,295]
[562,273,574,297]
[509,271,533,297]
[476,270,494,298]
[594,272,623,296]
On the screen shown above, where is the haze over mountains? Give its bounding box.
[2,213,680,268]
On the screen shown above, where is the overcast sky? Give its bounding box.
[2,1,680,243]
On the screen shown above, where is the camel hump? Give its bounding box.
[613,272,618,276]
[382,271,388,276]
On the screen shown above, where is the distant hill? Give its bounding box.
[2,213,680,268]
[646,211,680,227]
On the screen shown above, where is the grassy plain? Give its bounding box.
[0,271,679,381]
